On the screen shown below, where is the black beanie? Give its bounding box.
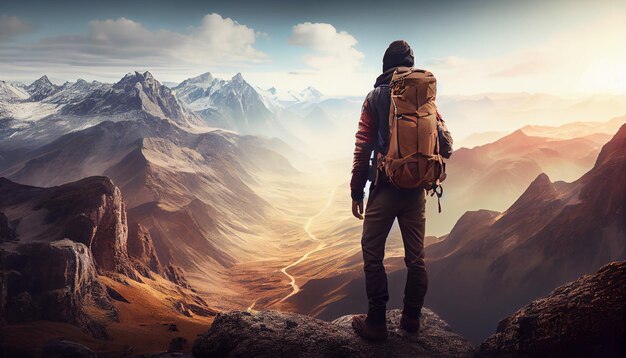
[382,40,414,72]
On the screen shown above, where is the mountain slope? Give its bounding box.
[427,127,613,235]
[424,123,626,343]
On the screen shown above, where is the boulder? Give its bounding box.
[192,308,473,357]
[478,261,626,357]
[42,338,96,358]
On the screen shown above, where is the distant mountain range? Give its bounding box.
[425,118,622,235]
[438,92,626,143]
[0,71,358,160]
[0,72,204,154]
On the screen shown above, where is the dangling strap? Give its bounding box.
[429,184,444,213]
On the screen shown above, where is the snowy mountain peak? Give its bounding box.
[26,75,60,101]
[182,72,214,86]
[174,72,216,91]
[232,72,245,83]
[299,86,323,101]
[30,75,52,87]
[114,71,161,91]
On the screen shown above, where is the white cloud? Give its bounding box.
[0,15,31,41]
[0,13,267,80]
[289,22,363,71]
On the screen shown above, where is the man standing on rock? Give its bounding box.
[350,40,453,340]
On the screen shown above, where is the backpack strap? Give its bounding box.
[429,183,444,213]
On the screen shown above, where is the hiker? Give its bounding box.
[350,40,453,340]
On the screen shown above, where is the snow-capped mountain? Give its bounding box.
[0,71,204,152]
[44,78,108,105]
[173,72,280,136]
[0,81,30,102]
[258,85,324,107]
[291,86,323,103]
[62,71,202,127]
[25,75,61,101]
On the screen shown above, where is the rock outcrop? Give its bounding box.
[0,176,135,277]
[2,239,114,338]
[479,261,626,357]
[192,308,473,357]
[128,222,162,277]
[0,212,16,242]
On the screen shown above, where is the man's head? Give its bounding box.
[382,40,414,72]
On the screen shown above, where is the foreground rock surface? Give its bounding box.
[192,308,473,357]
[479,261,626,357]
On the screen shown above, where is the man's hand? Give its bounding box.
[352,200,364,220]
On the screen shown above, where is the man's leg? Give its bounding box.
[396,188,428,319]
[361,184,397,324]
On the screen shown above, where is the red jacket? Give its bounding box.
[350,97,378,201]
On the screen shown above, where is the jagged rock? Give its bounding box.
[1,239,115,338]
[192,308,473,357]
[479,261,626,357]
[0,176,136,278]
[0,213,17,242]
[25,75,60,101]
[163,264,191,289]
[106,286,130,303]
[42,338,96,358]
[128,222,162,277]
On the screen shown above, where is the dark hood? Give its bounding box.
[374,67,398,88]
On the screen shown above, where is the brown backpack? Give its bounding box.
[379,67,447,197]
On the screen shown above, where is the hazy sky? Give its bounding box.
[1,0,625,96]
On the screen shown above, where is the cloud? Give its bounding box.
[289,22,363,71]
[0,15,31,41]
[0,13,267,78]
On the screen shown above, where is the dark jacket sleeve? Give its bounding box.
[350,97,376,201]
[437,111,453,159]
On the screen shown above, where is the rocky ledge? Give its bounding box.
[192,308,473,357]
[478,261,626,357]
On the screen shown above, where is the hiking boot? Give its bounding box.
[351,314,388,341]
[400,313,420,333]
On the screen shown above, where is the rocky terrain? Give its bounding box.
[192,308,474,357]
[0,176,213,340]
[479,261,626,357]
